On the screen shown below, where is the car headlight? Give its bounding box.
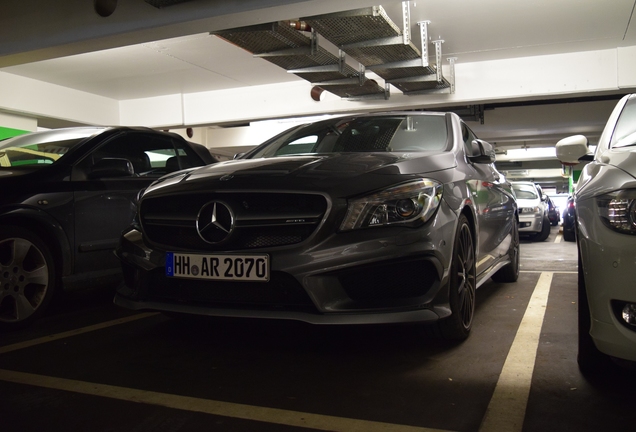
[597,190,636,234]
[340,179,443,231]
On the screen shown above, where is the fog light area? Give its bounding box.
[622,304,636,326]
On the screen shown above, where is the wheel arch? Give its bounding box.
[0,209,73,281]
[458,203,477,248]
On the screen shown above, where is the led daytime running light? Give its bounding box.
[597,191,636,234]
[340,179,442,231]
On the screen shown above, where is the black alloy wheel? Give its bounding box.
[439,214,476,341]
[0,227,56,329]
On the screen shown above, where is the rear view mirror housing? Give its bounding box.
[556,135,590,165]
[469,139,496,164]
[88,157,135,179]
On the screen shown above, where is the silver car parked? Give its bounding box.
[556,93,636,372]
[115,112,519,340]
[511,181,551,242]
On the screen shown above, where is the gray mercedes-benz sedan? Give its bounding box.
[115,112,519,340]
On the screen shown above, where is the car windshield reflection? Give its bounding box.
[248,115,450,159]
[0,127,104,168]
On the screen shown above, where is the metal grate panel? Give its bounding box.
[213,22,387,99]
[212,5,452,99]
[303,5,451,95]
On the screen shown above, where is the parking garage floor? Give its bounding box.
[1,226,635,432]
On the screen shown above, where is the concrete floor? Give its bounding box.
[1,225,635,432]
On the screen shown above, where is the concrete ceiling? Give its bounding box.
[1,0,636,190]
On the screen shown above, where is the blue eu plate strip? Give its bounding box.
[166,252,174,276]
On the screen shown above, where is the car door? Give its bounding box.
[70,132,202,280]
[461,124,515,275]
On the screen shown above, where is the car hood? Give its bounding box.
[515,198,541,208]
[145,152,456,198]
[576,146,636,200]
[604,147,636,176]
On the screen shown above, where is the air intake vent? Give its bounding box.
[145,0,193,8]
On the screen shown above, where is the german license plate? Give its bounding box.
[166,252,269,281]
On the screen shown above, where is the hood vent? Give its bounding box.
[212,2,454,101]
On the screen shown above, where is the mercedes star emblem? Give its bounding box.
[196,201,234,244]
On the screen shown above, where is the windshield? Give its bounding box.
[512,183,539,200]
[611,97,636,149]
[0,127,104,168]
[247,114,449,159]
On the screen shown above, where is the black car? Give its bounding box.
[561,195,576,241]
[546,196,561,226]
[115,112,519,341]
[0,126,217,328]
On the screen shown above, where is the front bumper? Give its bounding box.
[115,202,458,325]
[578,202,636,361]
[518,212,543,233]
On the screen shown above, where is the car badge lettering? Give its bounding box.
[196,201,234,244]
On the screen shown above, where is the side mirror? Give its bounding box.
[556,135,589,165]
[88,157,134,179]
[469,139,496,164]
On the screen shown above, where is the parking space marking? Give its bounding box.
[554,233,562,243]
[478,271,553,432]
[0,312,158,354]
[0,272,569,431]
[0,368,451,432]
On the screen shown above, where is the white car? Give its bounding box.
[511,181,551,242]
[556,93,636,372]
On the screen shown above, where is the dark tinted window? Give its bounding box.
[73,133,201,180]
[249,115,449,158]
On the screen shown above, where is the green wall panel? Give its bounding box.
[0,126,30,140]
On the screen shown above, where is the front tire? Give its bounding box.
[0,227,56,330]
[438,214,476,341]
[533,215,551,242]
[563,228,575,242]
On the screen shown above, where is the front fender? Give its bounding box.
[0,206,73,277]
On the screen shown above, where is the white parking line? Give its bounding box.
[478,272,553,432]
[0,313,158,354]
[0,273,561,432]
[554,233,562,243]
[0,368,450,432]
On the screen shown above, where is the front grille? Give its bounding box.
[140,192,328,251]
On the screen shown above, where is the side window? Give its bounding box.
[461,123,478,157]
[72,134,199,180]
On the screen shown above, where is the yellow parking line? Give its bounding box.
[0,313,158,354]
[478,272,553,432]
[0,369,451,432]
